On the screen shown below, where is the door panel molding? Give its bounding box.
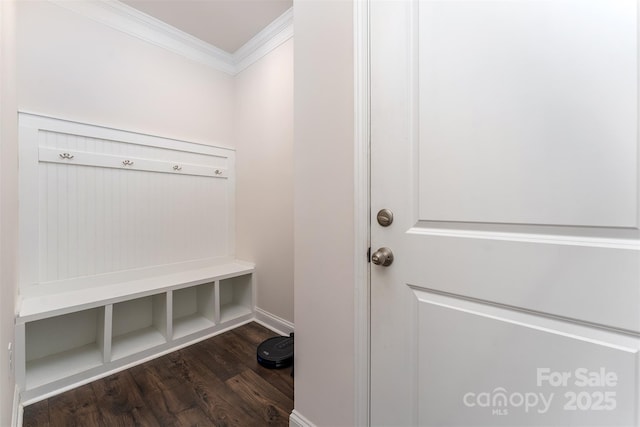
[415,0,639,228]
[411,220,640,240]
[410,285,640,342]
[404,233,640,333]
[414,288,639,426]
[412,287,640,354]
[407,226,640,250]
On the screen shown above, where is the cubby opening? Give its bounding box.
[25,308,105,390]
[111,294,167,360]
[18,264,254,401]
[219,274,253,323]
[172,283,216,339]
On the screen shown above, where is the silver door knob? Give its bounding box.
[371,247,394,266]
[376,209,394,227]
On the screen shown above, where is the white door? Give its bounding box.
[370,1,640,426]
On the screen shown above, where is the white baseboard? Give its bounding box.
[254,307,294,336]
[12,384,22,427]
[289,410,316,427]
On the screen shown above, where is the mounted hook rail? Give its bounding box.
[40,147,225,178]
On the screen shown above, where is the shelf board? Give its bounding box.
[111,327,166,361]
[220,303,252,324]
[26,343,102,390]
[19,260,255,322]
[173,314,215,339]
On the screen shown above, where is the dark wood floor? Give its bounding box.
[23,322,294,427]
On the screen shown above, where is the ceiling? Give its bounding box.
[121,0,293,54]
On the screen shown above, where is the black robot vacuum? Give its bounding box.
[257,333,293,369]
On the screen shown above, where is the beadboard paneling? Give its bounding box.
[19,113,235,289]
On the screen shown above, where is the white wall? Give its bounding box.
[17,0,235,147]
[293,1,356,425]
[235,39,294,324]
[13,0,296,417]
[0,0,18,424]
[17,1,295,324]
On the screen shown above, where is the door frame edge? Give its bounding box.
[354,0,371,425]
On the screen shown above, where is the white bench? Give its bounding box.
[16,260,255,404]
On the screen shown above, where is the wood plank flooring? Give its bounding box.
[23,322,294,427]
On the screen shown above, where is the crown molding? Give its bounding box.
[233,7,293,74]
[50,0,235,74]
[48,0,293,76]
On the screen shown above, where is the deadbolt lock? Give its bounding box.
[371,247,394,267]
[377,209,394,227]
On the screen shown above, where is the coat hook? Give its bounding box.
[122,160,134,166]
[59,153,74,160]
